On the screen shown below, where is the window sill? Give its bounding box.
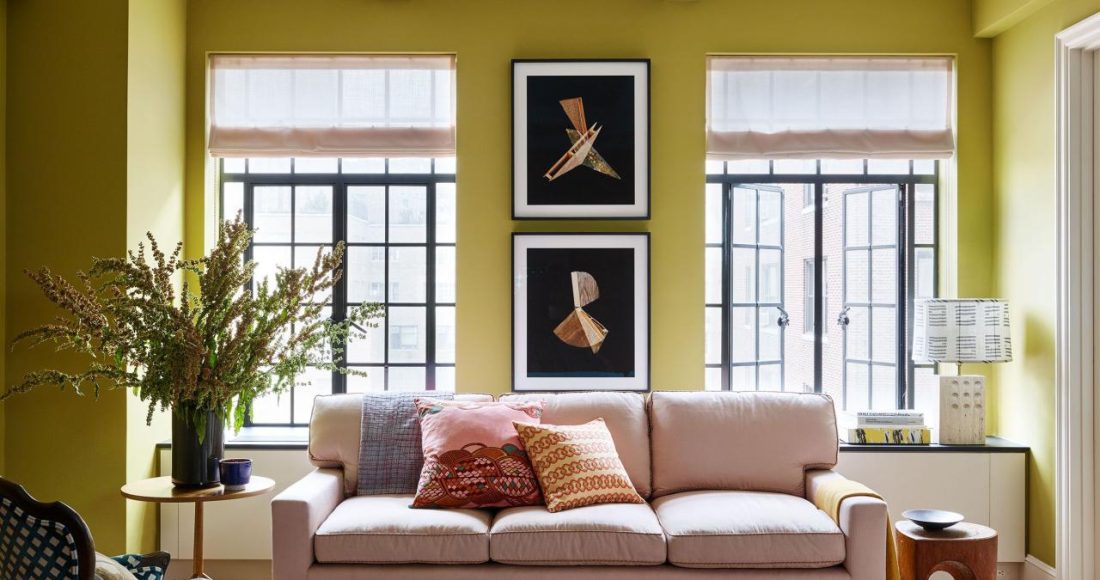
[156,426,308,450]
[839,436,1027,453]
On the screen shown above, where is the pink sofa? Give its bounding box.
[272,391,887,580]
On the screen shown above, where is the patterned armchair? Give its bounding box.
[0,478,170,580]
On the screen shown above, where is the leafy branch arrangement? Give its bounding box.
[1,217,382,431]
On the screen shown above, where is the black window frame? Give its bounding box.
[219,157,456,427]
[705,159,939,410]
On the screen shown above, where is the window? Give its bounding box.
[221,157,457,426]
[704,159,938,413]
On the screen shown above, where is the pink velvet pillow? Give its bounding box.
[412,398,544,509]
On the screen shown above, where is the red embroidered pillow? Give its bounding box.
[411,398,544,509]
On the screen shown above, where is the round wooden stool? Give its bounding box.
[895,520,998,580]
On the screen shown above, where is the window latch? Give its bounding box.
[776,306,790,329]
[837,306,851,328]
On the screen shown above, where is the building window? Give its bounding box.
[704,159,938,413]
[221,157,457,426]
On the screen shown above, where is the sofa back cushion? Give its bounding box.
[649,391,838,497]
[310,393,493,496]
[501,392,652,498]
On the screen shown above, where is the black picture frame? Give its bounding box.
[512,232,651,391]
[512,59,651,220]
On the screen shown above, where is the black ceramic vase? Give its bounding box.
[171,405,225,488]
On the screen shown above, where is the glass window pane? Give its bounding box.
[705,307,722,365]
[294,157,338,174]
[294,368,332,423]
[759,249,782,304]
[249,157,291,174]
[295,186,333,243]
[252,245,291,290]
[730,365,755,391]
[914,366,940,433]
[727,159,769,174]
[347,320,385,364]
[434,156,456,174]
[867,159,910,174]
[773,159,816,174]
[389,247,426,303]
[731,187,757,245]
[758,308,781,361]
[871,306,897,363]
[348,186,385,243]
[822,159,864,174]
[730,306,756,363]
[343,158,386,174]
[705,367,722,391]
[705,248,722,304]
[389,366,427,390]
[913,159,936,175]
[845,250,869,303]
[731,248,756,303]
[846,306,870,361]
[706,184,723,245]
[346,367,385,392]
[249,391,291,424]
[705,160,724,175]
[253,186,292,243]
[223,182,244,222]
[915,184,935,245]
[347,246,386,303]
[871,364,897,410]
[845,191,869,247]
[871,248,897,304]
[871,188,897,246]
[222,158,246,173]
[294,246,334,302]
[845,363,870,411]
[436,306,455,363]
[758,363,782,391]
[389,186,427,243]
[436,246,456,304]
[915,247,935,299]
[435,366,456,391]
[388,307,426,363]
[436,183,456,244]
[388,158,431,174]
[759,189,782,246]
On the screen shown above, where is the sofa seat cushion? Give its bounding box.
[490,503,666,566]
[314,495,490,564]
[653,491,845,569]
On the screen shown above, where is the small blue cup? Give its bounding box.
[219,458,252,491]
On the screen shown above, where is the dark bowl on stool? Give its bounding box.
[903,509,965,531]
[219,458,252,491]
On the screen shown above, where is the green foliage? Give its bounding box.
[2,217,382,432]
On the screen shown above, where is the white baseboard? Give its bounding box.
[1024,555,1057,580]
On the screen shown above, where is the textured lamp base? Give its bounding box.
[939,375,986,445]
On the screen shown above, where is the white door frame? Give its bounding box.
[1056,12,1100,580]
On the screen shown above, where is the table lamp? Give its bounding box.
[911,299,1013,445]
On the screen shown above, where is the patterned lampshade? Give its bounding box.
[912,299,1013,364]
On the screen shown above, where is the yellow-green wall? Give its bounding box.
[0,0,7,476]
[185,0,995,397]
[125,0,186,553]
[5,0,131,554]
[987,0,1100,567]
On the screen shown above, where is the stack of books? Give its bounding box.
[842,411,931,445]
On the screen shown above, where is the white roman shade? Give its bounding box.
[209,54,455,157]
[707,56,955,160]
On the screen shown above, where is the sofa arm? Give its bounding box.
[272,468,343,580]
[806,469,888,580]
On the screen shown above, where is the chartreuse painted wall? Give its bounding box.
[975,0,1100,567]
[4,0,185,555]
[0,0,7,475]
[184,0,995,394]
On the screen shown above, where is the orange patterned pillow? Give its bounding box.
[512,418,645,512]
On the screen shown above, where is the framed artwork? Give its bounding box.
[512,233,650,391]
[512,59,650,219]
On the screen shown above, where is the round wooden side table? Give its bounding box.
[895,520,998,580]
[121,475,275,580]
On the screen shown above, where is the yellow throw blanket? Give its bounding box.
[813,478,900,580]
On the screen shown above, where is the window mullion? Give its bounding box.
[813,182,824,393]
[722,184,732,391]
